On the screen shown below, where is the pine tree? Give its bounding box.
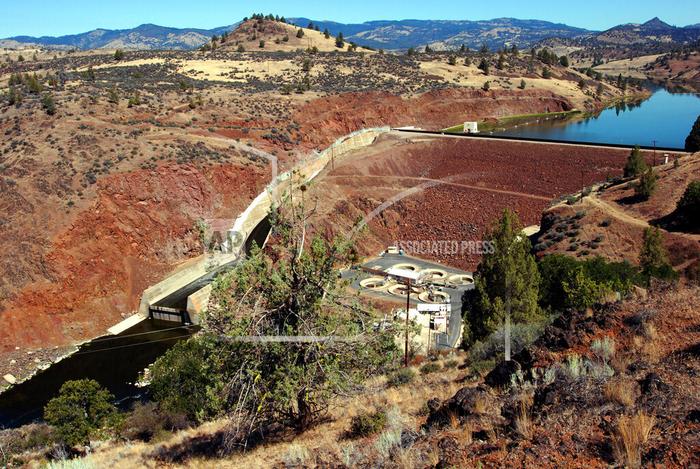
[448,56,457,66]
[623,146,647,178]
[296,28,304,39]
[639,227,675,281]
[41,93,56,115]
[462,209,542,347]
[635,167,657,200]
[335,32,344,48]
[685,115,700,152]
[496,53,506,70]
[324,28,330,39]
[478,58,490,75]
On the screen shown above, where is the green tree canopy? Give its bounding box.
[677,180,700,223]
[635,167,657,200]
[639,227,676,281]
[685,115,700,152]
[44,379,117,447]
[624,146,647,178]
[151,196,397,443]
[463,209,542,346]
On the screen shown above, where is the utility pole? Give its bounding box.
[404,279,411,367]
[504,272,511,362]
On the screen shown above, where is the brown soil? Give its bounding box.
[0,163,266,355]
[293,88,574,148]
[536,153,700,270]
[306,133,642,270]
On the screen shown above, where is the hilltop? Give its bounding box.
[216,18,357,53]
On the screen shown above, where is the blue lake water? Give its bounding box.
[493,88,700,150]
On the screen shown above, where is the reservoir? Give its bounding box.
[493,88,700,149]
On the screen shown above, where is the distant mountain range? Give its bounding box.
[1,23,237,50]
[287,18,593,50]
[592,17,700,46]
[2,17,699,52]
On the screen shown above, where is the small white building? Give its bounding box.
[463,122,479,134]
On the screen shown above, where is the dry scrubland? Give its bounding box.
[0,19,635,381]
[29,282,700,468]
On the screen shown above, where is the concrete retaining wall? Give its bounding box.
[110,127,390,333]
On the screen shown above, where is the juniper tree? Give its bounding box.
[41,93,56,115]
[478,58,490,75]
[151,193,397,444]
[686,115,700,152]
[624,146,647,178]
[462,209,542,354]
[639,227,675,281]
[44,379,117,447]
[635,167,657,200]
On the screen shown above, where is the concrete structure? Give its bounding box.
[107,127,391,332]
[347,254,472,349]
[186,284,212,325]
[463,122,479,133]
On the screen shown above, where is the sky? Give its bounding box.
[3,0,700,38]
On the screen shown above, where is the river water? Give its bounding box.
[493,88,700,149]
[0,320,196,427]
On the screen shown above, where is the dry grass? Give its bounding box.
[473,395,489,415]
[513,394,534,440]
[612,412,655,469]
[67,358,465,468]
[604,379,637,407]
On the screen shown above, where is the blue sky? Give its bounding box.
[3,0,699,37]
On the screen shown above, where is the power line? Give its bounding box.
[89,324,194,343]
[71,333,195,357]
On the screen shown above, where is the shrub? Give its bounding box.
[420,362,442,374]
[539,254,640,311]
[150,338,224,422]
[114,49,124,61]
[634,168,657,200]
[0,424,55,463]
[677,180,700,222]
[444,359,459,369]
[44,379,118,447]
[591,337,616,364]
[513,398,533,440]
[350,410,387,437]
[41,93,56,115]
[612,413,655,468]
[387,368,415,387]
[118,402,190,442]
